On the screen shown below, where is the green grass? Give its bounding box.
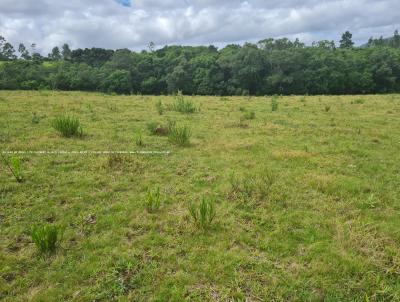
[1,91,400,301]
[52,115,83,138]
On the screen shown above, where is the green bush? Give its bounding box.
[145,186,161,213]
[188,197,216,230]
[52,115,83,138]
[31,224,63,256]
[168,122,191,146]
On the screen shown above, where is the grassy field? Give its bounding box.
[1,91,400,301]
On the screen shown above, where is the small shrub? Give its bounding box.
[271,96,279,112]
[324,105,331,112]
[172,91,198,113]
[188,197,216,230]
[168,122,191,146]
[52,115,83,138]
[31,224,63,256]
[145,186,161,213]
[242,111,256,120]
[134,129,144,147]
[155,100,164,115]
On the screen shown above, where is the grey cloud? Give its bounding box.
[0,0,399,54]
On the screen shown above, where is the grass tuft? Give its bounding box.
[188,197,216,230]
[31,224,63,256]
[168,121,191,146]
[52,115,83,138]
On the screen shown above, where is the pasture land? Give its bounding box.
[1,91,400,301]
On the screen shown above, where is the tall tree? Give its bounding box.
[340,31,354,48]
[49,46,62,60]
[18,43,31,60]
[62,43,72,60]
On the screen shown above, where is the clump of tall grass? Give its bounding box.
[155,100,164,115]
[134,129,144,147]
[229,169,276,200]
[31,224,63,256]
[271,95,279,111]
[168,121,191,146]
[52,115,83,138]
[172,91,198,113]
[188,197,216,230]
[324,105,331,112]
[145,186,161,213]
[31,112,40,124]
[242,111,256,120]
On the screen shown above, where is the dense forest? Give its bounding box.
[1,31,400,95]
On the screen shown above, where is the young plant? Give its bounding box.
[1,154,23,183]
[134,129,144,147]
[271,95,279,112]
[31,112,40,124]
[168,122,191,146]
[145,186,161,213]
[324,105,331,112]
[188,197,216,230]
[31,224,63,256]
[172,91,198,113]
[155,100,164,115]
[242,111,256,120]
[52,115,83,138]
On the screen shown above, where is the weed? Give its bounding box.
[242,111,256,120]
[145,186,161,213]
[168,122,191,146]
[352,98,365,104]
[155,100,164,115]
[1,154,23,182]
[324,105,331,112]
[134,129,144,147]
[188,197,216,230]
[31,112,40,124]
[239,106,246,112]
[52,115,83,138]
[271,95,279,111]
[172,91,198,113]
[31,224,63,256]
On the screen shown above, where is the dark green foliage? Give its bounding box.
[188,197,216,230]
[52,115,83,137]
[31,224,63,256]
[1,33,400,94]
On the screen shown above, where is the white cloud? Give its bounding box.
[0,0,399,54]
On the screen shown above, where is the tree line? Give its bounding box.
[0,31,400,95]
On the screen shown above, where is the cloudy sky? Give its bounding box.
[0,0,399,54]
